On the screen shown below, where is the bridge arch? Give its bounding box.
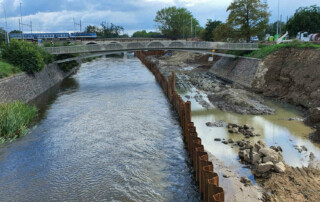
[127,42,145,50]
[86,42,98,45]
[104,43,124,50]
[147,42,165,49]
[169,41,185,48]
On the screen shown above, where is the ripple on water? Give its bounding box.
[0,56,201,202]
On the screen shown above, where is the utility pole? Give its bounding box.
[73,18,82,32]
[280,15,282,35]
[191,17,192,38]
[20,2,23,40]
[3,5,9,43]
[276,0,279,37]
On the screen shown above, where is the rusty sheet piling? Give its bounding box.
[135,51,225,202]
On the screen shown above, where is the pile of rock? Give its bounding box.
[238,140,286,177]
[227,123,260,138]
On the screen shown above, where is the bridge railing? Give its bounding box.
[45,41,259,55]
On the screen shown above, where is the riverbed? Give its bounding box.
[0,56,201,201]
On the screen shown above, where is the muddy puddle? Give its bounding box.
[181,91,319,180]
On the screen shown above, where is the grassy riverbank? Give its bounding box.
[226,41,320,59]
[0,61,20,79]
[0,101,37,143]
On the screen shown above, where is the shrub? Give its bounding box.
[1,40,53,74]
[58,60,79,72]
[0,101,37,143]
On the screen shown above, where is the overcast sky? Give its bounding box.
[0,0,319,35]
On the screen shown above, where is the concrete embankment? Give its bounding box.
[209,56,261,88]
[0,60,80,103]
[209,48,320,138]
[135,51,225,202]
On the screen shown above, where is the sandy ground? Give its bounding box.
[260,166,320,202]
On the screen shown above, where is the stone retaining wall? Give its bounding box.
[0,60,80,103]
[209,57,261,88]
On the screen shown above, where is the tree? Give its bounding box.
[132,30,162,38]
[227,0,270,42]
[200,20,222,41]
[287,5,320,37]
[213,23,236,42]
[85,23,124,38]
[9,30,22,34]
[154,6,200,39]
[265,21,286,36]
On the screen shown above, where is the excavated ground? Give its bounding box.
[145,50,320,202]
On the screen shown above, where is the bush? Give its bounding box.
[1,40,53,74]
[246,40,320,59]
[0,101,37,143]
[58,60,79,72]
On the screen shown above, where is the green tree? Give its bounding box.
[1,40,49,74]
[154,6,200,39]
[132,30,162,38]
[85,23,124,38]
[200,20,222,41]
[227,0,270,42]
[213,23,235,42]
[9,30,22,34]
[287,5,320,37]
[265,21,286,36]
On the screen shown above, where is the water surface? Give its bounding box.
[0,56,200,202]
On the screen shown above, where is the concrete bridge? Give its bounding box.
[45,40,259,55]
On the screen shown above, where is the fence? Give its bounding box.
[135,50,225,202]
[45,41,259,55]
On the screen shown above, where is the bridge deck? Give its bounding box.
[45,41,259,55]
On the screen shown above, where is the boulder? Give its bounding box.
[257,162,274,173]
[228,139,234,143]
[305,107,320,126]
[260,148,282,163]
[214,138,221,141]
[252,152,261,164]
[274,162,286,173]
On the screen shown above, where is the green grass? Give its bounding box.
[247,41,320,59]
[0,61,20,79]
[0,101,38,143]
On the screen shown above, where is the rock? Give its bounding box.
[185,95,191,99]
[239,150,245,158]
[301,146,308,152]
[305,107,320,125]
[214,138,221,141]
[254,140,267,151]
[233,127,239,133]
[252,152,261,164]
[310,152,315,160]
[260,148,282,163]
[222,140,228,144]
[238,141,244,147]
[240,177,252,187]
[213,86,221,92]
[228,129,234,133]
[223,174,230,178]
[274,162,286,173]
[206,121,228,127]
[228,139,234,143]
[244,124,250,130]
[257,162,274,173]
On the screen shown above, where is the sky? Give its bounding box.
[0,0,319,35]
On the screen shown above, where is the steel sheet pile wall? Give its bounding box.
[135,51,225,202]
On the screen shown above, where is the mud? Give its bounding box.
[260,166,320,202]
[146,52,275,115]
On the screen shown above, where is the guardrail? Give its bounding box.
[135,50,225,202]
[45,41,259,55]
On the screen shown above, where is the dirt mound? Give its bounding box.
[253,48,320,109]
[261,166,320,202]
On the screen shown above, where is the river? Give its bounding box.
[0,55,201,201]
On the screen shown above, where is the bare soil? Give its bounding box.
[260,166,320,202]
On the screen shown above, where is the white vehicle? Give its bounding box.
[297,32,310,42]
[250,36,259,43]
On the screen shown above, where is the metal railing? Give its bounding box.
[45,41,259,55]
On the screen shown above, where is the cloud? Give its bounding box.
[0,0,318,34]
